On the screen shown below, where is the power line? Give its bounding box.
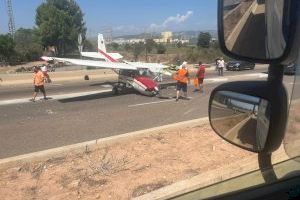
[5,0,15,37]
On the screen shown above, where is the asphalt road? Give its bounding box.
[0,67,296,159]
[0,67,268,101]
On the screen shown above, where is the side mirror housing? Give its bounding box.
[218,0,300,64]
[209,81,288,153]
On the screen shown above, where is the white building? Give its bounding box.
[112,38,145,44]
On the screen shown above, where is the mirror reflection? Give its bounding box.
[210,91,270,152]
[223,0,287,59]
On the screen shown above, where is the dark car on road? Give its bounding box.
[226,60,255,71]
[284,64,296,75]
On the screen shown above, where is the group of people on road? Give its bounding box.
[30,65,51,102]
[174,57,226,102]
[173,61,206,102]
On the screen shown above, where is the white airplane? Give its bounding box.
[80,34,170,77]
[41,34,171,96]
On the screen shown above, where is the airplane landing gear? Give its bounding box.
[112,86,119,95]
[112,83,126,95]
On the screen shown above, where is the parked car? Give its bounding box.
[284,64,296,75]
[226,60,255,71]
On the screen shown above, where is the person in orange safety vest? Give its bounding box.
[174,62,190,101]
[30,66,47,102]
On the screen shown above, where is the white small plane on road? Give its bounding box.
[42,34,171,96]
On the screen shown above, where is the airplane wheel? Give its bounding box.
[112,86,119,95]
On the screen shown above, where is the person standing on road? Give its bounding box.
[194,61,206,93]
[174,62,190,101]
[215,58,220,71]
[41,64,51,83]
[31,66,47,102]
[217,57,225,76]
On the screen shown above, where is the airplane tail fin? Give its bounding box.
[98,34,107,53]
[97,33,119,63]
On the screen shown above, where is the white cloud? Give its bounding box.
[112,11,194,35]
[150,11,194,30]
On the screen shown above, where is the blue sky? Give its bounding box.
[0,0,217,36]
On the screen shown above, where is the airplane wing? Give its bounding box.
[41,57,137,70]
[126,61,169,69]
[81,52,123,60]
[125,61,172,75]
[108,53,123,60]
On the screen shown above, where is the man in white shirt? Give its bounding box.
[217,57,225,76]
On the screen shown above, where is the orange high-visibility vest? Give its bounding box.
[173,69,188,83]
[33,71,45,86]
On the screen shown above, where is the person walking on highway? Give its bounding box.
[217,57,225,76]
[194,61,206,93]
[30,66,47,102]
[174,62,190,101]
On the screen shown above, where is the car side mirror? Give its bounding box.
[209,81,288,153]
[210,91,270,152]
[218,0,297,63]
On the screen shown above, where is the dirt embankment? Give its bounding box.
[0,123,253,200]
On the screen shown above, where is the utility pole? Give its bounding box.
[5,0,16,38]
[101,26,113,44]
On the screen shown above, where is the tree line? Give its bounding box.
[0,0,217,65]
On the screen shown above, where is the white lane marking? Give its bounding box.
[50,84,63,86]
[128,99,175,107]
[259,74,268,78]
[183,108,194,116]
[129,97,193,108]
[287,82,300,85]
[0,89,112,106]
[205,78,228,83]
[225,73,266,78]
[101,84,113,88]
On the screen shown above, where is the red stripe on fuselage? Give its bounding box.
[135,76,158,90]
[98,48,117,63]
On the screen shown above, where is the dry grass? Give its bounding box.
[0,123,253,200]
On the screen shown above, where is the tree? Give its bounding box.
[83,39,96,52]
[145,39,156,53]
[185,47,199,63]
[176,41,183,48]
[36,0,86,56]
[133,42,145,61]
[197,32,212,48]
[110,42,120,51]
[156,44,167,54]
[0,34,15,62]
[124,43,132,52]
[211,40,220,49]
[14,28,43,61]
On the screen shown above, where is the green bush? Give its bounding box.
[156,44,167,54]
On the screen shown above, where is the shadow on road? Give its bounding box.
[58,90,134,103]
[89,81,117,87]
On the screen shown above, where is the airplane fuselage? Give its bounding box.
[132,76,159,96]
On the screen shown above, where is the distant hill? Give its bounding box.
[87,30,218,41]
